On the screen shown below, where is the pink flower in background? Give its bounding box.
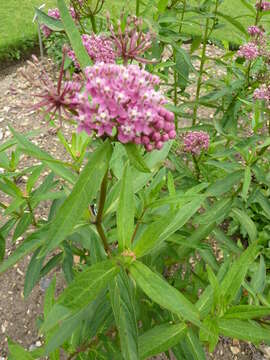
[237,42,259,60]
[75,63,175,151]
[67,34,116,68]
[253,85,270,101]
[183,131,209,155]
[256,1,270,11]
[248,26,263,36]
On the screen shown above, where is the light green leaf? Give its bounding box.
[242,167,251,201]
[125,144,150,173]
[224,305,270,320]
[35,8,64,31]
[130,261,200,327]
[57,0,91,69]
[218,319,270,342]
[110,271,139,360]
[117,165,135,251]
[56,259,119,310]
[231,208,257,243]
[41,141,112,256]
[8,340,34,360]
[206,171,243,197]
[138,322,187,359]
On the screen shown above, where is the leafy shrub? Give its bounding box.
[2,0,270,359]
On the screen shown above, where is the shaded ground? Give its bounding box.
[0,58,269,360]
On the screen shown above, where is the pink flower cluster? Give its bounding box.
[253,84,270,101]
[256,1,270,10]
[41,7,77,38]
[67,34,116,68]
[75,63,175,151]
[237,42,259,60]
[183,131,210,156]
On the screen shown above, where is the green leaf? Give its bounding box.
[110,270,139,360]
[224,305,270,320]
[0,228,47,274]
[251,255,266,294]
[134,197,203,257]
[41,141,112,256]
[239,0,256,14]
[138,322,187,359]
[206,171,243,197]
[185,328,207,360]
[195,198,232,225]
[117,165,135,252]
[56,259,119,310]
[35,8,64,31]
[216,11,248,37]
[24,247,45,298]
[219,242,259,305]
[231,208,257,243]
[12,213,33,242]
[125,144,151,173]
[57,0,91,69]
[8,340,34,360]
[218,319,270,342]
[157,0,169,12]
[9,127,77,185]
[130,261,201,327]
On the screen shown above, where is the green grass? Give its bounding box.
[0,0,56,60]
[1,0,270,62]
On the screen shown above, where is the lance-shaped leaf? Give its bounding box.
[218,319,270,342]
[56,259,119,310]
[110,271,139,360]
[219,242,259,305]
[57,0,91,69]
[231,208,257,243]
[40,141,112,256]
[223,305,270,320]
[125,143,150,173]
[35,8,64,31]
[117,165,135,251]
[134,197,204,257]
[130,261,200,327]
[138,322,187,359]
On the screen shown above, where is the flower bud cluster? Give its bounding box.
[75,63,176,151]
[256,1,270,11]
[183,131,210,156]
[67,34,116,68]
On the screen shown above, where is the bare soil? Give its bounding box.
[0,58,269,359]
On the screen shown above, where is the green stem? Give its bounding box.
[94,170,110,255]
[178,0,186,35]
[25,198,37,226]
[255,0,263,25]
[136,0,140,16]
[192,155,200,180]
[173,51,178,131]
[192,17,210,126]
[89,13,97,33]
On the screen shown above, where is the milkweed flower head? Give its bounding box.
[108,14,156,65]
[67,34,117,68]
[75,63,176,151]
[237,42,259,60]
[20,50,82,126]
[183,131,210,156]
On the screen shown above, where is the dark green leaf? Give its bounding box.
[125,144,150,173]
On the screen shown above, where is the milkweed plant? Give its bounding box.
[2,0,270,359]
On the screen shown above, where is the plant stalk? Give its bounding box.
[192,17,210,126]
[89,12,97,33]
[136,0,140,17]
